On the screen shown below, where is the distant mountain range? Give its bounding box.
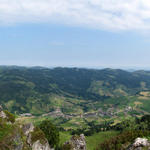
[0,66,150,115]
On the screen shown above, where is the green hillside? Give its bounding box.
[0,66,150,116]
[1,66,150,149]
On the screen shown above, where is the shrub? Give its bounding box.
[31,127,47,145]
[3,110,15,123]
[97,130,150,150]
[0,119,13,140]
[39,120,59,148]
[141,115,150,123]
[62,143,72,150]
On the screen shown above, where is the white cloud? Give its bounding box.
[1,0,150,31]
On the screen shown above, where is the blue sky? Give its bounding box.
[1,0,150,68]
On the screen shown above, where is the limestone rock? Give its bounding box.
[32,140,52,150]
[133,138,150,147]
[22,123,34,136]
[0,105,3,112]
[0,109,53,150]
[27,132,32,147]
[12,133,23,150]
[64,134,86,150]
[0,110,6,118]
[0,105,6,119]
[127,138,150,150]
[22,123,52,150]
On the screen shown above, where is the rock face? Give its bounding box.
[13,133,23,150]
[0,109,53,150]
[22,123,35,136]
[22,123,52,150]
[0,105,6,118]
[64,134,86,150]
[0,110,6,118]
[0,105,3,111]
[32,140,52,150]
[127,138,150,150]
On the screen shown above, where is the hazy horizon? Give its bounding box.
[1,64,150,71]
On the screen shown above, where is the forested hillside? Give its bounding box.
[0,66,150,115]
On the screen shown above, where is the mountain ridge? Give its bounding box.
[0,66,150,115]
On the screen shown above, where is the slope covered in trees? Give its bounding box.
[0,66,150,114]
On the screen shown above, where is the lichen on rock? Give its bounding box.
[0,105,7,119]
[127,138,150,150]
[0,105,3,111]
[32,140,52,150]
[63,134,86,150]
[22,123,34,136]
[0,109,53,150]
[22,123,52,150]
[12,133,23,150]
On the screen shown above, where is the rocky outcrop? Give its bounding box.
[0,105,3,111]
[13,133,23,150]
[0,108,53,150]
[32,140,52,150]
[127,138,150,150]
[64,134,86,150]
[0,105,6,118]
[22,123,35,136]
[22,123,52,150]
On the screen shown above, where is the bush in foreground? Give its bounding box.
[97,130,150,150]
[39,120,59,148]
[3,110,15,123]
